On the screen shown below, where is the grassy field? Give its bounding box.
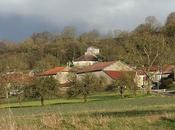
[0,92,175,130]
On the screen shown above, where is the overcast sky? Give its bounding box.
[0,0,175,41]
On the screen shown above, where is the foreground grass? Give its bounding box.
[0,92,175,130]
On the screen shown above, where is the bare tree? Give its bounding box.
[113,72,137,97]
[25,77,58,106]
[145,16,161,30]
[126,33,167,94]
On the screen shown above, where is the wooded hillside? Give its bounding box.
[1,12,175,72]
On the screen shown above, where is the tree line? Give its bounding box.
[0,12,175,73]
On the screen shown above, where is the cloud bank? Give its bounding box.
[0,0,175,41]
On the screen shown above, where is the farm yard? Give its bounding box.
[0,92,175,130]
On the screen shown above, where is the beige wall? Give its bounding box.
[77,71,113,85]
[135,74,146,88]
[104,61,133,71]
[55,72,75,84]
[73,61,97,67]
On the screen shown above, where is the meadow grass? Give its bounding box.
[0,92,175,130]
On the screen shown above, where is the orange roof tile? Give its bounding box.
[40,67,65,76]
[137,64,174,75]
[104,71,123,80]
[105,71,135,80]
[0,73,33,84]
[77,61,115,74]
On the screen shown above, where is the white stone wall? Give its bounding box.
[73,61,97,67]
[104,61,133,71]
[135,74,146,88]
[85,47,100,56]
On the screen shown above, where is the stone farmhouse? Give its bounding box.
[40,47,134,90]
[39,66,74,84]
[39,46,175,91]
[73,46,100,67]
[77,61,133,85]
[135,65,175,88]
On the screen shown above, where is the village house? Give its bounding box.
[39,61,134,92]
[39,46,136,91]
[39,66,75,84]
[40,61,134,90]
[135,65,175,88]
[73,46,100,67]
[0,72,33,98]
[39,46,175,92]
[39,66,76,92]
[76,61,134,86]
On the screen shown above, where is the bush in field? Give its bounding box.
[24,84,40,99]
[67,74,97,102]
[0,85,5,102]
[112,80,125,98]
[24,77,58,106]
[0,75,9,102]
[112,72,137,97]
[94,76,107,91]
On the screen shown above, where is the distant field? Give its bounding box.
[0,92,175,130]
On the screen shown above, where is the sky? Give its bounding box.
[0,0,175,41]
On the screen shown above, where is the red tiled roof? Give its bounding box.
[77,61,115,74]
[104,71,123,80]
[0,73,33,84]
[137,65,174,75]
[40,67,65,76]
[105,71,135,80]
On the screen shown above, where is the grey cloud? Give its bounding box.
[0,0,175,41]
